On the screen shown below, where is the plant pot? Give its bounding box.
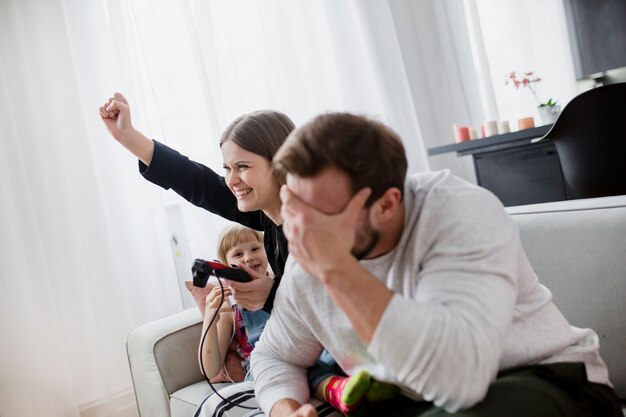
[538,105,561,125]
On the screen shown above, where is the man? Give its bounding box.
[250,113,622,417]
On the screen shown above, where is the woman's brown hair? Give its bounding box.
[220,110,295,186]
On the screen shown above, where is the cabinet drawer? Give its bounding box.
[475,143,567,206]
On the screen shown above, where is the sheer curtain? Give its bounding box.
[0,1,427,415]
[0,1,183,416]
[388,0,489,183]
[470,0,578,125]
[127,0,429,272]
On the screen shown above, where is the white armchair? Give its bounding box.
[126,308,225,417]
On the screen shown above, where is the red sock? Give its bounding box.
[320,371,371,414]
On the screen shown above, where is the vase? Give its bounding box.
[538,105,561,125]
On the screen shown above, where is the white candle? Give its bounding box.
[498,121,510,134]
[483,120,498,137]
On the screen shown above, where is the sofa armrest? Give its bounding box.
[127,308,204,417]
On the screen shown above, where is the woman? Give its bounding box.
[99,92,290,312]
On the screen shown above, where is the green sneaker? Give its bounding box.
[365,378,399,402]
[341,370,372,408]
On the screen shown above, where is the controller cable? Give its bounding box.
[198,276,258,411]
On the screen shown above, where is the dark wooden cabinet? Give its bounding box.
[474,142,578,206]
[563,0,626,78]
[428,126,579,206]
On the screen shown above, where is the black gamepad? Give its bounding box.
[192,259,251,288]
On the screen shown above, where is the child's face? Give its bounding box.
[225,240,269,274]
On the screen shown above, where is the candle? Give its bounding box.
[483,120,499,137]
[518,117,535,130]
[453,124,470,143]
[498,121,510,134]
[469,127,478,140]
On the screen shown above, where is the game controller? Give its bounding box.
[192,259,251,288]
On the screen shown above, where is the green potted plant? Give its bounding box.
[538,97,561,124]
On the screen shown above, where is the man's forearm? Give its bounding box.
[320,257,393,345]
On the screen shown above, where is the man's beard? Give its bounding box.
[351,220,380,260]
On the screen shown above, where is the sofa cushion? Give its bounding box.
[170,381,223,417]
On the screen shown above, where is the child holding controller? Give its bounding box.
[200,224,272,381]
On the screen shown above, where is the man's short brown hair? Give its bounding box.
[272,112,407,205]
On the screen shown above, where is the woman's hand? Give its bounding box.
[99,92,134,142]
[98,92,155,165]
[224,264,274,311]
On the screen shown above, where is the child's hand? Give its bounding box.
[224,264,274,311]
[205,286,234,319]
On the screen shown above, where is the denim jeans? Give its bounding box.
[240,308,270,348]
[307,349,343,392]
[239,309,271,381]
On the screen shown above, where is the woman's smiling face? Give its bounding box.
[221,140,281,219]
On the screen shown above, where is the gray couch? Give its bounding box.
[127,195,626,416]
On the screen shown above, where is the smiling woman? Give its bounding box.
[221,142,282,220]
[219,109,294,224]
[100,94,293,313]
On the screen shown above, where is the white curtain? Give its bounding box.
[471,0,579,124]
[388,0,489,183]
[0,1,428,415]
[0,1,183,416]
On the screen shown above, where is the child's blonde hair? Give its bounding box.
[217,224,264,265]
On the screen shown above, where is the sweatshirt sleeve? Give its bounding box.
[139,140,263,230]
[368,187,520,412]
[251,261,324,414]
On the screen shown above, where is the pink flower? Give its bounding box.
[505,70,544,105]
